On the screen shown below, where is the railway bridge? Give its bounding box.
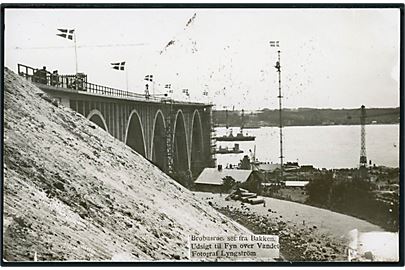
[18,64,215,185]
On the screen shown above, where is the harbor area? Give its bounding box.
[193,152,399,233]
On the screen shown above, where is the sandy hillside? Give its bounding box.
[2,68,250,262]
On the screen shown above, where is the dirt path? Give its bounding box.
[196,192,384,261]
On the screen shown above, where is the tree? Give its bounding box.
[305,174,333,206]
[222,176,236,193]
[240,155,251,170]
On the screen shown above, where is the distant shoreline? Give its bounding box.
[215,123,400,128]
[213,107,400,127]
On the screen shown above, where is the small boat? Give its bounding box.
[216,143,244,154]
[214,109,256,141]
[215,130,256,141]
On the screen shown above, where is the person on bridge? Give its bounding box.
[33,66,48,84]
[50,70,59,87]
[145,84,150,99]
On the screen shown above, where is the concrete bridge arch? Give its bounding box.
[150,109,167,171]
[125,110,147,157]
[172,109,190,174]
[87,109,108,132]
[190,109,204,177]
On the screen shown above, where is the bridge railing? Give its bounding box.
[17,63,164,102]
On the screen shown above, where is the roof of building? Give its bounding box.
[195,168,253,186]
[284,181,309,187]
[253,163,281,172]
[261,182,283,186]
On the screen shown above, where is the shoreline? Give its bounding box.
[215,123,400,129]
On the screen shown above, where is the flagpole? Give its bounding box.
[126,66,128,91]
[74,30,78,74]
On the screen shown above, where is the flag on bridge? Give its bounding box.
[165,84,173,93]
[57,29,75,40]
[111,62,126,71]
[144,75,153,82]
[269,40,280,47]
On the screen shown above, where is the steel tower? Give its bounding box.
[270,41,284,181]
[359,105,367,167]
[275,51,284,181]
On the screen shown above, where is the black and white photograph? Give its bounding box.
[1,4,403,265]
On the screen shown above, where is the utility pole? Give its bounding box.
[241,109,245,134]
[73,30,78,75]
[125,66,129,91]
[225,108,229,130]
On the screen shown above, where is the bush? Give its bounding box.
[305,174,398,231]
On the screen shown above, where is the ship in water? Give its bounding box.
[215,109,256,141]
[215,129,256,141]
[216,143,244,154]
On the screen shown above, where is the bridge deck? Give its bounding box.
[17,63,212,107]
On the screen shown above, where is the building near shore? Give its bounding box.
[252,163,281,172]
[284,180,309,188]
[194,166,253,193]
[261,180,309,188]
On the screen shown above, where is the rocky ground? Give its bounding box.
[197,193,384,262]
[3,68,253,262]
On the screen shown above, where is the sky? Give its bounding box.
[4,8,401,110]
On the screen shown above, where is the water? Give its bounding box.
[215,124,399,169]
